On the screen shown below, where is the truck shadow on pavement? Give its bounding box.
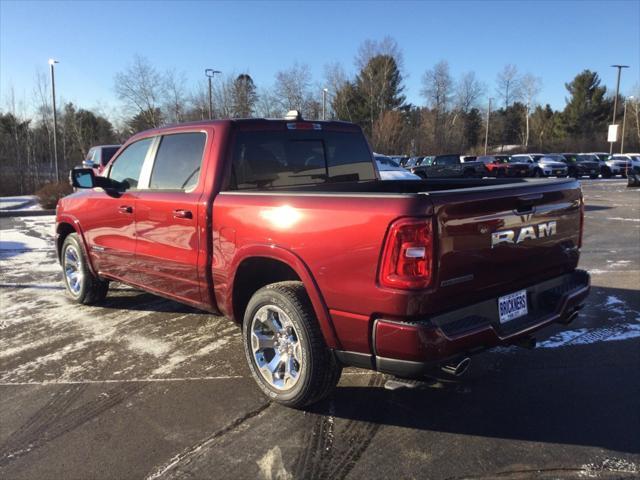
[318,338,640,454]
[309,283,640,455]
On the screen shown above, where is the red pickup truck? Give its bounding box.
[58,113,590,407]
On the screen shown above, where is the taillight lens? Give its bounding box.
[380,218,433,289]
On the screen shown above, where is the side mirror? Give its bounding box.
[70,168,96,188]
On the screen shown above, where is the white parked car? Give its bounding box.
[374,154,421,180]
[510,154,568,177]
[606,155,635,177]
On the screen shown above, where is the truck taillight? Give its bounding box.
[380,218,433,289]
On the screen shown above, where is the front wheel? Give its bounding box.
[533,169,543,178]
[61,233,109,304]
[243,281,342,408]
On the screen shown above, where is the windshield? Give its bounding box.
[544,155,566,162]
[375,155,400,170]
[494,156,509,164]
[577,154,598,162]
[509,156,529,163]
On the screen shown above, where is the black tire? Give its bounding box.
[602,168,612,179]
[590,174,598,179]
[533,168,543,178]
[61,233,109,304]
[242,281,342,408]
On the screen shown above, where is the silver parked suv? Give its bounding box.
[510,154,568,177]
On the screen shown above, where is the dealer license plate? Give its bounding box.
[498,290,528,323]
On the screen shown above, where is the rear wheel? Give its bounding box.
[242,281,342,408]
[61,233,109,304]
[602,167,612,179]
[533,168,543,178]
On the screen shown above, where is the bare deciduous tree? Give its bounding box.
[114,55,164,128]
[496,64,522,109]
[455,71,485,113]
[274,63,313,115]
[421,61,453,149]
[520,73,542,147]
[163,69,187,123]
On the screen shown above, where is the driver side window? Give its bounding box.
[109,138,153,190]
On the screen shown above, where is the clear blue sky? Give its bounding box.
[1,0,639,118]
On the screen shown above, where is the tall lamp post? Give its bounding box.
[322,88,328,120]
[484,98,493,155]
[609,64,629,154]
[204,69,221,120]
[49,58,60,182]
[621,96,634,154]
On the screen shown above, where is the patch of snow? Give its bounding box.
[606,217,640,222]
[0,229,50,251]
[537,323,640,349]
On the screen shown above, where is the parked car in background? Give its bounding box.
[476,155,510,177]
[411,154,484,178]
[461,155,477,162]
[59,113,589,407]
[506,156,534,177]
[404,157,420,168]
[82,145,121,175]
[533,155,569,178]
[579,153,608,177]
[561,153,599,178]
[390,155,409,166]
[374,154,421,180]
[606,155,633,178]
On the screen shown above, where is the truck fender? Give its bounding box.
[226,244,341,349]
[56,214,98,276]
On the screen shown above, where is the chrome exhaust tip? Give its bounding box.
[441,357,471,376]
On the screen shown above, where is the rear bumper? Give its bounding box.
[336,270,590,378]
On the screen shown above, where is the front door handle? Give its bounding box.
[173,209,193,219]
[118,205,133,214]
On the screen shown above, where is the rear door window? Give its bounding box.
[149,132,206,190]
[109,138,153,190]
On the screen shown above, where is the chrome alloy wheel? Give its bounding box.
[250,305,303,390]
[63,244,83,295]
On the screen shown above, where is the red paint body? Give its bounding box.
[56,119,589,374]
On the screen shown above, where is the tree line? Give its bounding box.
[1,37,639,195]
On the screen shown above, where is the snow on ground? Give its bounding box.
[0,195,41,211]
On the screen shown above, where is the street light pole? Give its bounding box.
[322,88,328,120]
[205,69,221,120]
[610,64,629,154]
[484,98,492,155]
[49,58,59,182]
[621,96,634,154]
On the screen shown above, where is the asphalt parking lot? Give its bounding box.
[0,179,638,480]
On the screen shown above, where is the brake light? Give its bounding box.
[579,192,584,248]
[286,122,321,130]
[380,218,433,289]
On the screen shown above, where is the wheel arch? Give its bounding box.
[225,246,340,349]
[56,215,98,275]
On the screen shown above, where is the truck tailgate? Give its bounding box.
[424,179,582,313]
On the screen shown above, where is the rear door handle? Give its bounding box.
[118,205,133,214]
[173,209,193,219]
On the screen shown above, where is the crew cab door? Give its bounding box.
[133,131,208,305]
[82,138,154,280]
